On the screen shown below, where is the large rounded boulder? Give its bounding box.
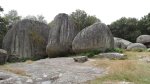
[136,35,150,48]
[46,13,78,57]
[72,22,114,53]
[114,37,132,49]
[3,19,50,60]
[127,43,147,50]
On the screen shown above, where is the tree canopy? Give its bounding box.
[24,15,47,24]
[4,10,21,27]
[109,17,141,42]
[0,6,8,48]
[70,9,100,30]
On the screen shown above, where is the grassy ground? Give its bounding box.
[0,60,33,77]
[88,51,150,84]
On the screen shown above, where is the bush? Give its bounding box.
[105,48,124,53]
[78,50,102,58]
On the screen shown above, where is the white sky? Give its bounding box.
[1,0,150,24]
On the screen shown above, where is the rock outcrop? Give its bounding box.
[0,49,8,65]
[94,53,127,60]
[127,43,147,50]
[46,13,78,57]
[136,35,150,48]
[73,56,88,63]
[114,37,132,49]
[3,19,50,60]
[72,22,114,53]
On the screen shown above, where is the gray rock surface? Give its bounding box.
[46,13,78,57]
[73,56,88,63]
[3,19,50,60]
[0,49,7,65]
[0,58,104,84]
[136,35,150,47]
[94,53,127,60]
[127,43,147,50]
[72,22,114,53]
[114,37,132,49]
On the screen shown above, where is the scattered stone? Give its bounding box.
[139,56,150,63]
[114,37,132,49]
[73,56,88,63]
[43,73,48,78]
[41,81,51,84]
[136,35,150,48]
[103,81,134,84]
[26,79,33,83]
[127,43,147,51]
[94,53,127,60]
[0,49,8,65]
[72,22,114,53]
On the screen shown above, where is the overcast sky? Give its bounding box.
[1,0,150,24]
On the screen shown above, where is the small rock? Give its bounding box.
[73,56,88,63]
[95,53,127,60]
[43,73,48,78]
[139,56,150,63]
[42,81,51,84]
[26,79,33,83]
[36,78,42,81]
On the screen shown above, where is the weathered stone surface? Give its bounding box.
[46,13,78,57]
[136,35,150,48]
[72,22,114,53]
[94,53,127,60]
[73,56,88,63]
[127,43,147,50]
[114,37,132,49]
[0,49,8,65]
[3,19,50,60]
[0,58,104,84]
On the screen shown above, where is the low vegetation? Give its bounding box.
[88,51,150,84]
[77,48,124,58]
[0,65,30,77]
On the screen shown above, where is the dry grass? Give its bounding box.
[0,65,30,77]
[88,51,150,84]
[25,60,34,64]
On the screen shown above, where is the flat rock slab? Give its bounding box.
[95,53,127,60]
[0,57,104,84]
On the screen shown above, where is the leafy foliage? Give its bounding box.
[0,6,8,48]
[105,48,124,53]
[78,50,102,58]
[24,15,47,24]
[138,13,150,34]
[70,9,100,30]
[4,10,21,27]
[109,17,141,42]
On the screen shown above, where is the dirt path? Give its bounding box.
[0,57,104,84]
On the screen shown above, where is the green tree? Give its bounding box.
[4,10,21,26]
[24,15,47,24]
[0,6,8,48]
[70,9,100,30]
[138,13,150,34]
[109,17,140,42]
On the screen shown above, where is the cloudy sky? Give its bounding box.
[1,0,150,24]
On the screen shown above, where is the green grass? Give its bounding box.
[88,51,150,84]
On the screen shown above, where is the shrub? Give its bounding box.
[105,48,124,53]
[78,50,102,58]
